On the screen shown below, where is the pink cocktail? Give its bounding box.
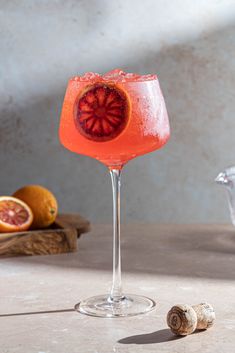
[59,69,170,317]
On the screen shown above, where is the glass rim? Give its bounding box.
[69,75,159,84]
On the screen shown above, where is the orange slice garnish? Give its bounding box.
[74,83,130,142]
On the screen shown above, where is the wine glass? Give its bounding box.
[59,69,170,317]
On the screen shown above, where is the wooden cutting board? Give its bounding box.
[0,213,90,257]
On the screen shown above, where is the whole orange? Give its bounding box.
[13,185,58,229]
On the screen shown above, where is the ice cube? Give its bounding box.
[103,68,125,78]
[123,72,141,81]
[137,74,157,81]
[71,70,157,83]
[80,72,101,81]
[72,76,81,81]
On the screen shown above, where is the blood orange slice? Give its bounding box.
[74,83,130,142]
[0,196,33,233]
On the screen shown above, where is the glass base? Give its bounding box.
[75,294,156,318]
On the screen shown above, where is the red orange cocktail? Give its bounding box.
[59,69,170,317]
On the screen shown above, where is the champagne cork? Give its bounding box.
[192,303,215,330]
[167,304,197,336]
[167,303,215,336]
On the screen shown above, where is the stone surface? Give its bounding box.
[1,1,235,223]
[0,224,235,352]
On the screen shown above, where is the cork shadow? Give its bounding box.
[118,329,183,345]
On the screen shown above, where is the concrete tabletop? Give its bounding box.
[1,223,235,353]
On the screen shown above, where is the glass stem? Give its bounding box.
[109,168,123,302]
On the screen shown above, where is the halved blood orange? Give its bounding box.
[0,196,33,233]
[74,83,130,142]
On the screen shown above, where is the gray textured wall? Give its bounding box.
[1,0,235,224]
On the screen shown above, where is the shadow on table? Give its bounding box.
[0,308,75,318]
[118,329,183,345]
[2,224,235,280]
